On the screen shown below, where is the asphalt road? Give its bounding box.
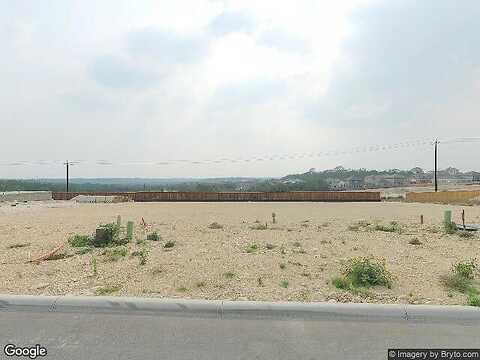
[1,297,479,360]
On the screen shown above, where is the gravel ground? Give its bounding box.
[1,201,479,305]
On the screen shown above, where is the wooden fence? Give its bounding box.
[406,190,480,204]
[53,191,381,202]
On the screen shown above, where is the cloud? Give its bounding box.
[126,27,209,64]
[307,0,480,128]
[207,10,255,37]
[258,29,310,55]
[89,55,160,89]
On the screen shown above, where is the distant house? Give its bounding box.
[472,172,480,183]
[346,176,364,190]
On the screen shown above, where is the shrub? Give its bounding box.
[453,260,476,280]
[131,248,149,265]
[280,280,289,288]
[341,256,394,288]
[69,234,92,247]
[196,281,206,288]
[147,232,161,241]
[375,221,401,233]
[266,243,276,250]
[163,240,176,249]
[224,271,236,279]
[245,243,258,253]
[250,223,268,230]
[293,241,301,248]
[458,230,474,239]
[440,274,472,293]
[444,220,457,235]
[208,222,223,229]
[468,292,480,307]
[279,262,286,270]
[408,238,422,245]
[332,276,351,290]
[95,285,121,295]
[103,247,128,262]
[92,223,122,247]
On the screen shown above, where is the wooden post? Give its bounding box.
[116,215,121,227]
[420,215,424,225]
[462,209,465,230]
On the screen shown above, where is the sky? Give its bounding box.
[1,0,479,178]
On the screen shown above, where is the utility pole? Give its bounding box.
[434,139,438,192]
[64,160,70,193]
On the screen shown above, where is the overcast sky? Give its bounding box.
[1,0,479,178]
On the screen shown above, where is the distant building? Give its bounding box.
[472,172,480,183]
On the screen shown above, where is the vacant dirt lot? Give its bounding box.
[1,201,479,305]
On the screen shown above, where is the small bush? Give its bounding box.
[440,274,472,293]
[147,232,161,241]
[408,238,422,245]
[266,243,276,250]
[76,247,92,255]
[224,271,236,279]
[293,241,301,248]
[196,281,206,288]
[69,234,92,248]
[164,240,176,249]
[375,221,401,233]
[444,220,457,235]
[95,285,121,295]
[177,287,188,292]
[453,260,476,280]
[245,243,258,253]
[131,248,149,265]
[208,222,223,229]
[279,262,286,270]
[468,293,480,307]
[280,280,289,288]
[341,256,394,288]
[458,230,474,239]
[332,276,351,290]
[92,223,122,247]
[250,223,268,230]
[103,247,128,262]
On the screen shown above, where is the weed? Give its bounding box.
[245,243,258,253]
[440,274,472,293]
[151,266,163,275]
[250,223,268,230]
[95,284,121,295]
[458,230,474,239]
[92,223,123,247]
[103,247,128,262]
[293,241,301,248]
[208,222,223,229]
[7,243,31,249]
[164,240,176,249]
[46,252,72,261]
[279,262,286,270]
[131,248,148,265]
[147,232,161,241]
[76,247,92,255]
[468,291,480,307]
[341,256,394,288]
[332,276,351,290]
[177,287,188,292]
[280,246,287,255]
[257,277,264,287]
[444,220,457,235]
[91,256,97,276]
[408,238,422,245]
[136,239,146,245]
[196,281,206,288]
[453,260,476,279]
[266,243,276,250]
[68,234,92,248]
[224,271,236,279]
[375,221,401,233]
[280,280,289,288]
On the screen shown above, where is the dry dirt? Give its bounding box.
[1,201,479,305]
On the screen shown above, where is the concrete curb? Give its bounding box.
[0,295,479,322]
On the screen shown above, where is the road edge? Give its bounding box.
[0,295,478,321]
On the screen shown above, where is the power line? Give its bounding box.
[0,136,477,167]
